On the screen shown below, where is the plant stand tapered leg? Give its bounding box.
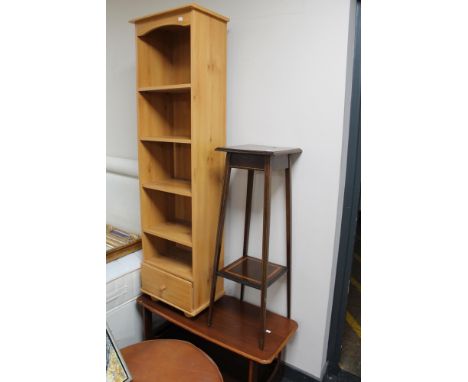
[259,158,272,350]
[240,169,254,301]
[285,155,292,318]
[208,154,232,326]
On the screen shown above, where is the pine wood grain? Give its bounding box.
[140,136,191,144]
[141,262,193,312]
[138,91,191,140]
[134,5,228,316]
[138,83,191,93]
[130,3,229,24]
[142,233,193,281]
[144,222,192,247]
[142,179,192,197]
[190,9,227,311]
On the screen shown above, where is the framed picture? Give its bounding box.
[106,324,132,382]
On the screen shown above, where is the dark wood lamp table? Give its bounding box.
[138,294,298,382]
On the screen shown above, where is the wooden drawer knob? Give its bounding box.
[159,285,167,292]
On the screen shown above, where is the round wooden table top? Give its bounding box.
[121,339,223,382]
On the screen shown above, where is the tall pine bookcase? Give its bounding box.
[131,4,229,316]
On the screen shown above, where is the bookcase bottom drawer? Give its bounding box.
[141,262,193,312]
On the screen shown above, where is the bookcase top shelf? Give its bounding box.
[129,3,230,24]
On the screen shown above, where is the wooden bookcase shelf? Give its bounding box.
[138,90,191,142]
[143,234,193,281]
[137,25,191,88]
[142,179,192,197]
[144,223,192,248]
[138,84,191,93]
[139,141,191,185]
[132,5,229,316]
[140,137,191,144]
[141,188,192,245]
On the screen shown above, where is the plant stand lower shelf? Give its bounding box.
[218,256,287,289]
[138,293,298,382]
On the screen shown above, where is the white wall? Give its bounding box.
[106,168,140,233]
[107,0,355,378]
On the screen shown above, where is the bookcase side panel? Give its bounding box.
[190,11,227,309]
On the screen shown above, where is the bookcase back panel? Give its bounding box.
[173,144,191,180]
[172,93,191,138]
[141,188,170,227]
[138,92,191,139]
[142,234,192,280]
[139,142,173,182]
[138,93,171,137]
[142,189,191,227]
[139,142,191,182]
[137,25,190,87]
[174,194,192,224]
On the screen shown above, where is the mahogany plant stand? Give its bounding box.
[207,145,302,350]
